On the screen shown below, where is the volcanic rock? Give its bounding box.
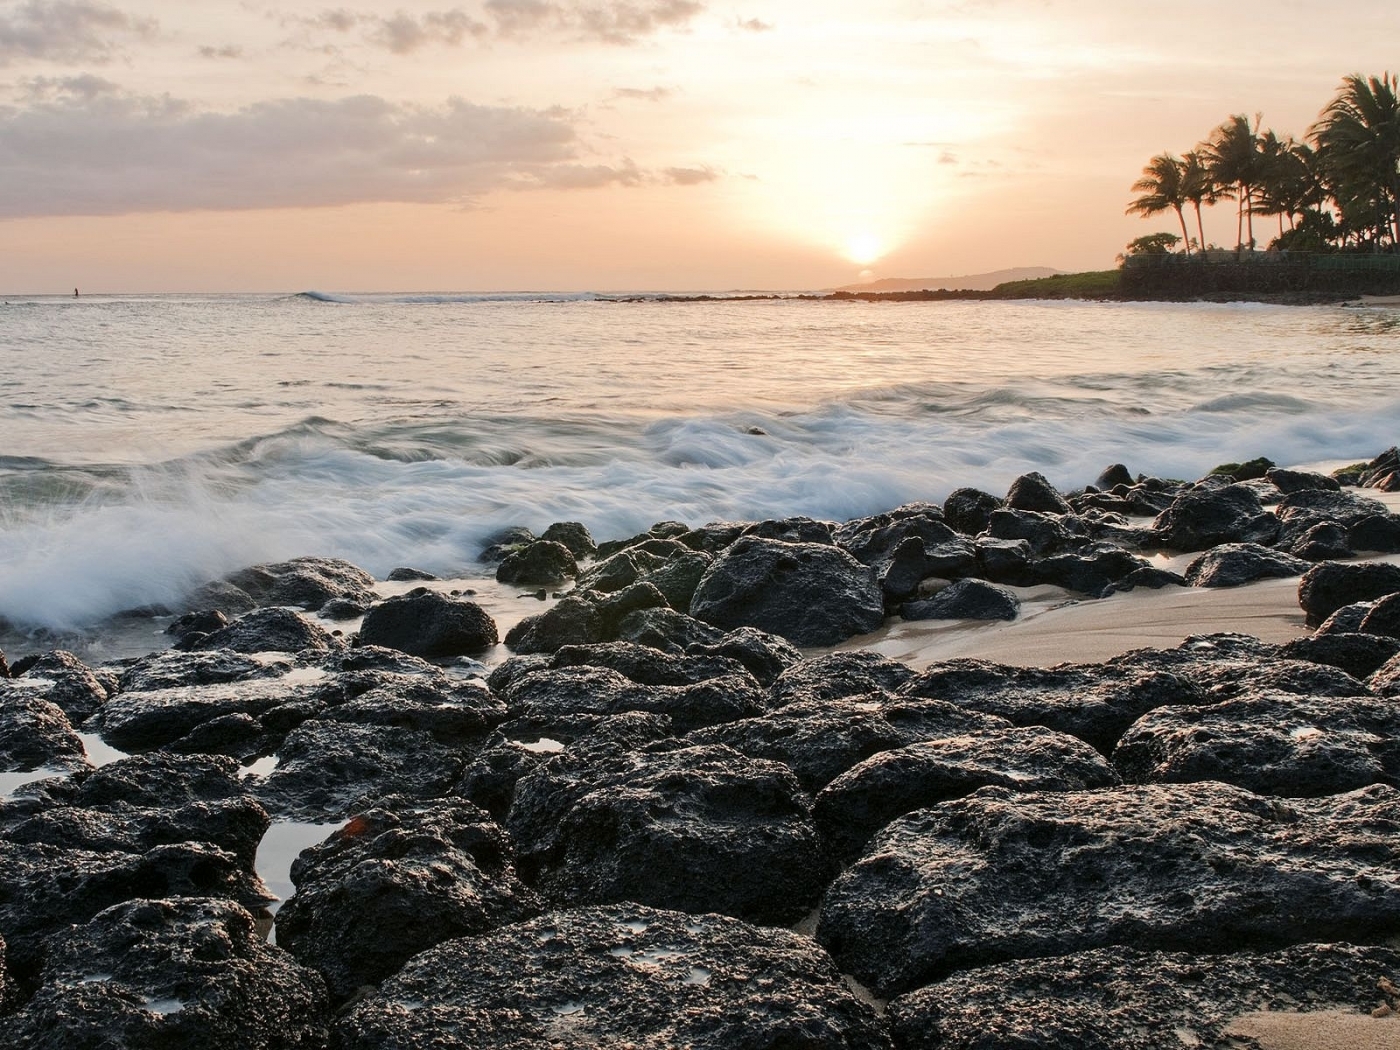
[1183,542,1309,587]
[357,588,498,657]
[1298,560,1400,627]
[1152,483,1280,551]
[901,578,1020,621]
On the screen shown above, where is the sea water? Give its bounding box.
[2,291,1398,641]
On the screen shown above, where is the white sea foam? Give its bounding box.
[1,295,1396,636]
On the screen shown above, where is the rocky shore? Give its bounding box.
[3,449,1400,1047]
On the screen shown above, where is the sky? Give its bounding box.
[1,0,1399,292]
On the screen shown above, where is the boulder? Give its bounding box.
[333,905,890,1050]
[1093,464,1134,489]
[768,651,917,706]
[688,694,1009,793]
[615,607,724,652]
[577,543,685,593]
[1113,692,1400,796]
[5,897,328,1048]
[192,607,336,655]
[899,659,1199,754]
[117,649,289,692]
[507,743,827,925]
[683,627,802,687]
[813,727,1116,861]
[901,578,1020,621]
[385,566,439,581]
[832,507,959,566]
[816,781,1400,997]
[984,508,1074,556]
[1004,471,1072,514]
[639,550,713,610]
[1316,601,1378,635]
[178,579,257,618]
[886,942,1400,1050]
[1298,561,1400,627]
[1287,520,1353,561]
[275,797,540,1001]
[498,665,768,736]
[546,641,753,688]
[1372,652,1400,695]
[1265,466,1341,494]
[495,540,578,586]
[942,487,1003,535]
[1152,483,1280,551]
[1109,634,1368,702]
[1183,542,1309,587]
[740,515,835,544]
[357,588,498,657]
[505,594,603,654]
[1277,487,1390,530]
[975,537,1034,585]
[688,536,884,646]
[0,690,86,773]
[5,650,108,723]
[1033,542,1149,597]
[1349,513,1400,552]
[1360,591,1400,638]
[223,556,377,610]
[1280,631,1400,680]
[540,520,597,559]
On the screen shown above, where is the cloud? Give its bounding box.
[198,44,244,60]
[481,0,705,44]
[612,85,672,102]
[663,164,718,185]
[0,0,156,66]
[367,10,488,53]
[736,16,771,31]
[0,89,582,216]
[0,87,721,216]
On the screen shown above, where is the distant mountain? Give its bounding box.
[835,267,1062,293]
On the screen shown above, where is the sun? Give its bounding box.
[844,232,886,266]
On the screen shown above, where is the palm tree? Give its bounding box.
[1310,72,1400,250]
[1202,114,1263,252]
[1126,153,1192,254]
[1255,133,1313,239]
[1181,149,1225,251]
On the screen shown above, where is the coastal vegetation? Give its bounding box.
[1127,72,1400,255]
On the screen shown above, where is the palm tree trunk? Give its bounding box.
[1194,204,1206,253]
[1176,207,1191,255]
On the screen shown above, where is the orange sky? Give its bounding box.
[2,0,1398,292]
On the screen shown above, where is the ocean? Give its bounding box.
[2,291,1398,645]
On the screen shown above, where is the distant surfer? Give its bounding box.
[74,287,79,297]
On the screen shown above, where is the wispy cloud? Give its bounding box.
[198,44,244,60]
[0,86,721,216]
[0,0,156,66]
[612,85,673,102]
[367,10,488,53]
[736,16,771,31]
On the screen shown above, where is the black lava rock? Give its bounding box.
[495,540,579,586]
[1298,561,1400,627]
[901,578,1020,621]
[357,588,499,657]
[1183,542,1309,587]
[1152,483,1280,551]
[193,607,337,655]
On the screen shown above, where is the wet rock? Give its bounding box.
[589,581,668,633]
[540,520,597,559]
[1034,542,1148,596]
[193,607,336,655]
[117,649,291,693]
[741,515,835,544]
[1371,652,1400,695]
[0,690,86,773]
[333,905,890,1050]
[1113,692,1400,796]
[223,556,377,611]
[689,694,1009,793]
[1298,560,1400,627]
[312,673,505,743]
[683,626,802,687]
[357,588,498,657]
[975,537,1034,585]
[615,607,724,652]
[1265,466,1341,494]
[1152,483,1280,551]
[769,650,917,706]
[817,781,1400,997]
[1277,487,1390,531]
[1209,456,1274,482]
[317,597,367,620]
[546,641,753,687]
[901,578,1020,621]
[1093,463,1134,489]
[1103,565,1186,593]
[832,506,958,566]
[1110,634,1368,702]
[1005,471,1072,514]
[814,727,1116,861]
[1184,542,1309,587]
[943,487,1003,535]
[1281,631,1400,680]
[253,720,472,821]
[7,650,108,724]
[900,659,1199,754]
[276,797,540,1001]
[577,543,685,594]
[0,840,272,983]
[178,579,258,619]
[505,594,603,654]
[886,942,1400,1050]
[1360,591,1400,638]
[871,535,974,602]
[1359,446,1400,488]
[984,508,1073,557]
[638,550,712,611]
[1318,601,1378,635]
[478,525,535,563]
[508,743,827,925]
[386,566,439,582]
[499,665,768,735]
[1287,520,1353,560]
[5,897,328,1049]
[677,520,749,554]
[92,677,318,756]
[2,753,270,869]
[496,540,578,586]
[1349,513,1400,552]
[689,536,884,646]
[165,609,228,646]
